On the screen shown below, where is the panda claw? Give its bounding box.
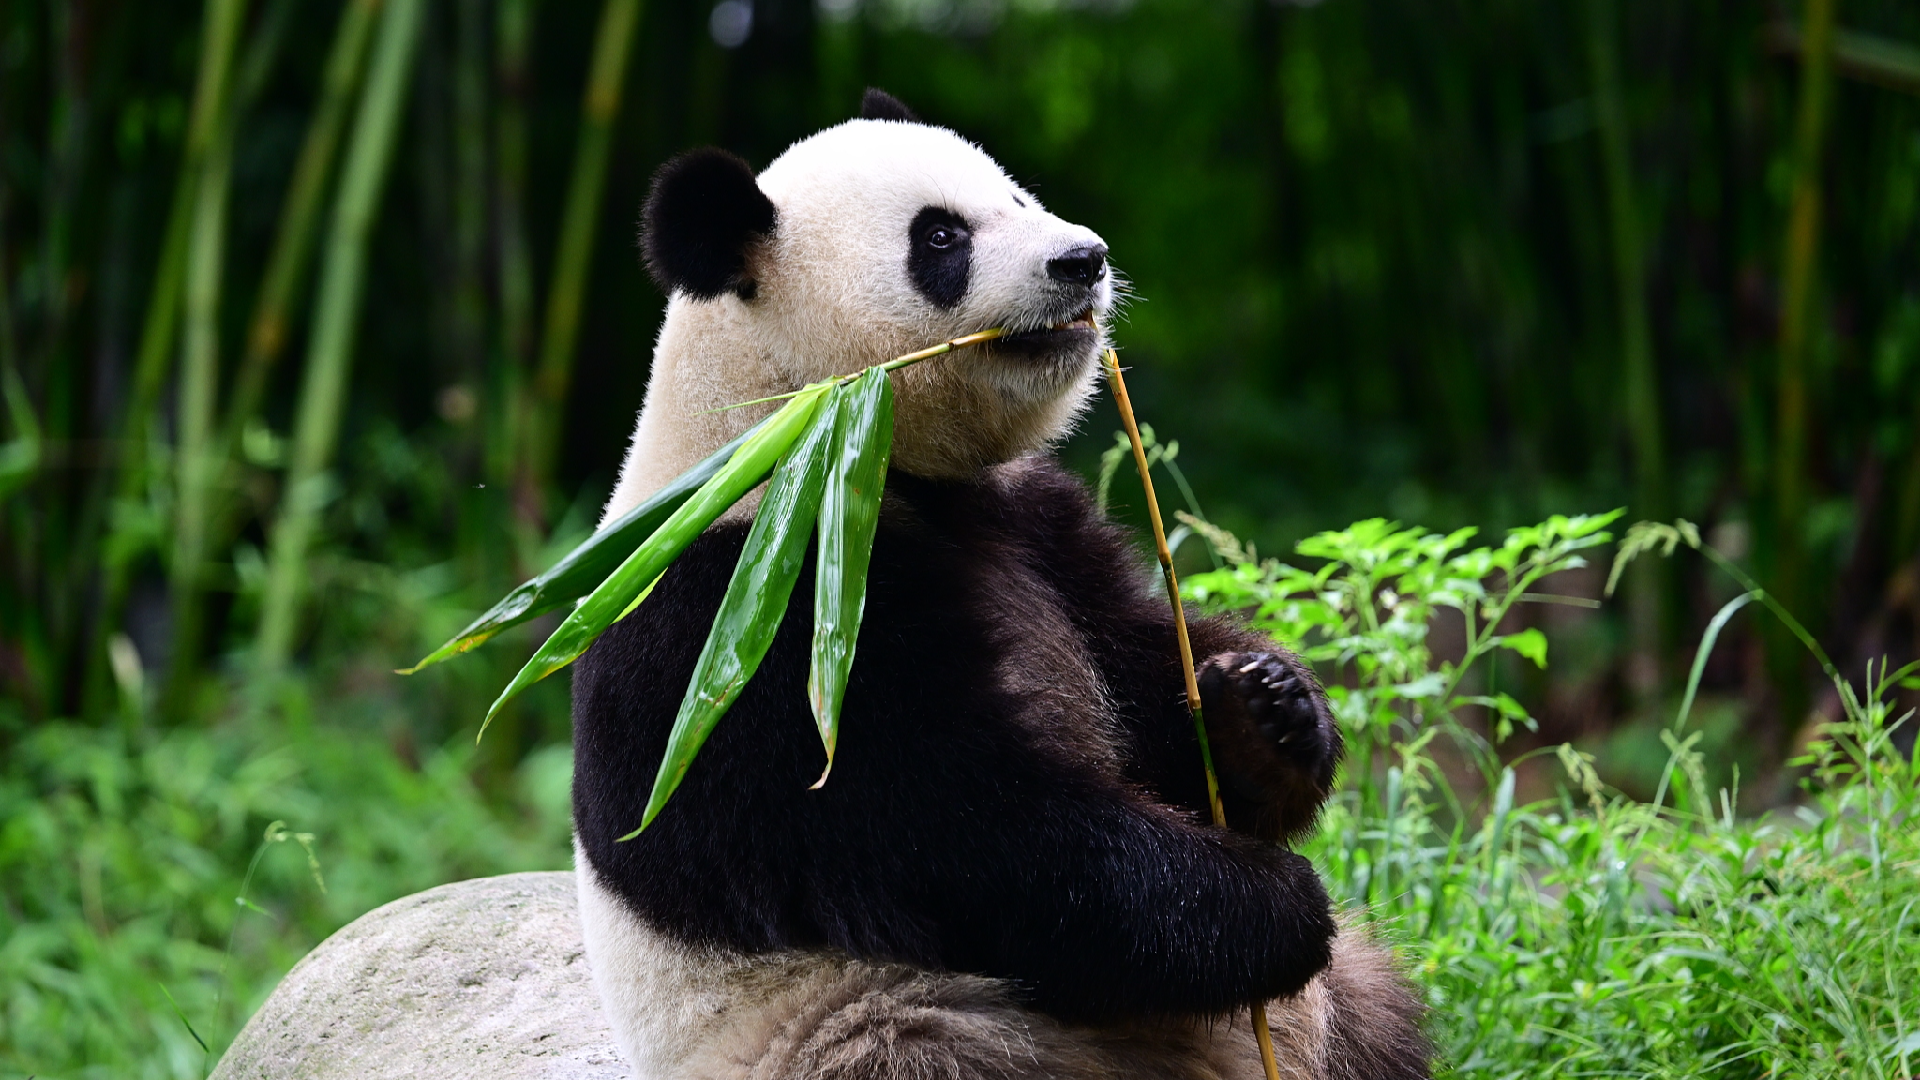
[1198,650,1334,774]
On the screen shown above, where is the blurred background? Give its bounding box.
[2,0,1919,1069]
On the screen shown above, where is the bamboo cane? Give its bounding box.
[222,0,381,461]
[256,0,426,673]
[83,0,250,720]
[1766,0,1840,736]
[1102,347,1283,1080]
[528,0,645,496]
[166,0,307,718]
[164,49,239,717]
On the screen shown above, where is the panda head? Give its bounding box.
[629,90,1114,490]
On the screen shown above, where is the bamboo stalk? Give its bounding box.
[83,0,251,721]
[170,0,380,708]
[1587,0,1667,698]
[526,0,645,496]
[120,0,250,478]
[715,329,1009,412]
[219,0,382,472]
[1102,348,1281,1080]
[165,0,291,715]
[28,1,95,716]
[493,0,535,511]
[1775,0,1839,566]
[231,0,300,107]
[480,0,540,766]
[1767,0,1840,733]
[445,0,489,387]
[163,40,240,716]
[255,0,426,674]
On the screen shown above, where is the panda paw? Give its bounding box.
[1198,651,1334,767]
[1196,650,1340,841]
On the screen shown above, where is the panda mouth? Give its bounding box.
[992,307,1099,357]
[1047,306,1098,332]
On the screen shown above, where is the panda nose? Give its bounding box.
[1046,244,1107,286]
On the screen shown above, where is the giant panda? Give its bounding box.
[571,90,1431,1080]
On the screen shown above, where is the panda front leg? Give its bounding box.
[1195,646,1343,844]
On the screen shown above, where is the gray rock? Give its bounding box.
[213,872,627,1080]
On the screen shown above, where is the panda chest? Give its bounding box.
[899,533,1129,784]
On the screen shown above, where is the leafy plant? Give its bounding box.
[9,497,1917,1078]
[0,710,574,1079]
[1181,509,1920,1077]
[1181,509,1621,794]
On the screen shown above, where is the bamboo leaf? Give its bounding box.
[479,386,830,734]
[408,331,1001,676]
[630,394,839,835]
[400,425,754,673]
[808,370,894,786]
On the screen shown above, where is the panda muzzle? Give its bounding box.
[992,307,1099,359]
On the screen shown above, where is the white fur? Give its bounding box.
[577,840,832,1079]
[601,117,1113,527]
[580,843,1404,1080]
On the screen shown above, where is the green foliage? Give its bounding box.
[0,711,572,1079]
[399,425,756,674]
[439,351,912,831]
[1183,509,1920,1077]
[478,383,832,728]
[807,370,894,786]
[638,383,839,834]
[5,498,1917,1078]
[1183,510,1621,785]
[1309,661,1920,1078]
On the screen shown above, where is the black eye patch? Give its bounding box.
[908,206,972,310]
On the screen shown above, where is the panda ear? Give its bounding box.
[859,88,920,124]
[641,148,776,301]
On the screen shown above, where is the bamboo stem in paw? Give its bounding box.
[1101,347,1283,1080]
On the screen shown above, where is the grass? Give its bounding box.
[0,693,573,1079]
[1183,504,1920,1078]
[1310,676,1920,1077]
[3,498,1915,1078]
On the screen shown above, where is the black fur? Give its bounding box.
[573,460,1344,1025]
[640,148,776,300]
[907,206,972,309]
[860,87,920,123]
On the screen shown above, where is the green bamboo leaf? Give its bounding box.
[400,425,755,673]
[807,370,894,787]
[630,396,839,836]
[478,386,830,735]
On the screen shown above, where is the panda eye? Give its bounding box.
[912,211,970,254]
[908,206,972,309]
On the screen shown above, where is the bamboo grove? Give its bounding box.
[2,0,1918,780]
